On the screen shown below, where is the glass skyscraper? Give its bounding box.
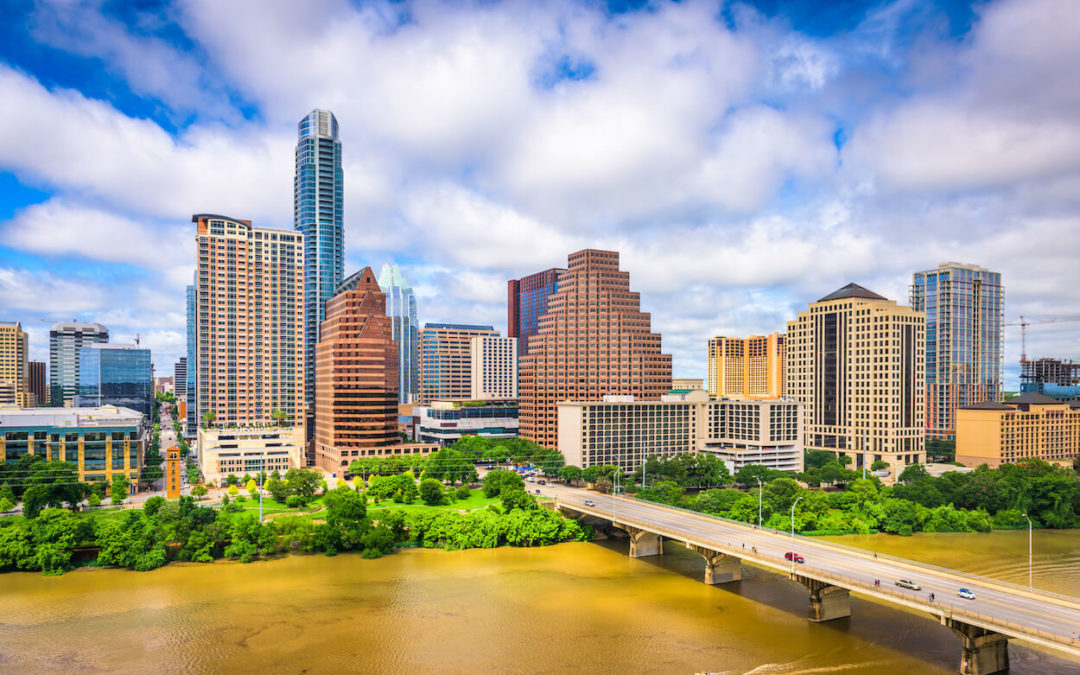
[911,262,1003,440]
[294,109,344,406]
[49,321,108,406]
[75,344,153,417]
[508,268,565,356]
[378,263,419,404]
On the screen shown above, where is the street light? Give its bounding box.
[756,476,763,528]
[1022,512,1033,589]
[790,496,804,574]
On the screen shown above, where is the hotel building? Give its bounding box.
[786,283,926,477]
[419,324,498,403]
[911,262,1003,439]
[707,333,785,399]
[956,393,1080,469]
[0,321,28,406]
[49,321,108,406]
[520,249,672,447]
[470,335,518,400]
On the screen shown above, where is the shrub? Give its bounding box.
[455,485,471,500]
[285,495,305,509]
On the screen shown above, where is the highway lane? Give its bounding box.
[538,482,1080,657]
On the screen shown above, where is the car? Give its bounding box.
[538,480,546,485]
[896,579,922,591]
[583,499,596,507]
[525,476,536,482]
[958,588,976,600]
[784,551,805,564]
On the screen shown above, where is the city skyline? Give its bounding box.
[0,0,1077,388]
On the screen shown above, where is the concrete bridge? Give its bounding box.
[552,489,1080,675]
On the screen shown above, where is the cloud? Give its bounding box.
[0,267,104,313]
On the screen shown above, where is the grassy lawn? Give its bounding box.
[231,495,327,515]
[367,489,500,513]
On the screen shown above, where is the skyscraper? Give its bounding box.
[470,335,518,400]
[520,249,672,448]
[786,283,925,476]
[508,268,565,356]
[294,109,344,406]
[49,321,108,406]
[378,263,419,404]
[0,321,29,406]
[314,267,399,472]
[419,324,499,403]
[174,357,187,400]
[185,283,196,434]
[911,262,1004,440]
[194,214,304,428]
[707,333,785,399]
[27,360,47,407]
[76,344,153,417]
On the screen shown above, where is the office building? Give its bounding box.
[194,214,304,429]
[0,321,29,406]
[557,390,802,473]
[416,399,520,445]
[174,357,187,401]
[197,426,306,487]
[470,335,518,400]
[378,263,419,404]
[508,268,565,356]
[1021,358,1080,400]
[27,361,47,407]
[185,283,197,434]
[76,344,154,417]
[49,321,108,406]
[419,324,499,403]
[295,109,344,406]
[672,378,704,391]
[911,262,1003,439]
[520,249,672,448]
[313,268,400,472]
[0,405,144,486]
[786,283,925,478]
[956,393,1080,469]
[707,333,785,399]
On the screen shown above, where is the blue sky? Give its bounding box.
[1,0,1078,388]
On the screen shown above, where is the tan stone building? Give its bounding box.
[672,378,704,391]
[197,426,305,486]
[193,214,304,430]
[470,335,518,400]
[786,283,925,478]
[956,393,1080,468]
[707,333,785,399]
[419,323,498,403]
[0,321,29,407]
[520,249,672,448]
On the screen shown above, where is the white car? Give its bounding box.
[583,499,596,507]
[958,588,976,600]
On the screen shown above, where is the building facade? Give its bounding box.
[185,283,197,435]
[76,344,154,417]
[174,357,188,403]
[508,268,565,357]
[0,321,28,406]
[165,446,182,499]
[707,333,785,399]
[672,378,704,391]
[1021,358,1080,400]
[194,214,304,429]
[911,262,1003,440]
[419,324,499,403]
[0,405,144,487]
[295,109,344,406]
[378,263,419,404]
[27,361,47,407]
[956,393,1080,468]
[314,268,401,472]
[415,400,520,445]
[470,335,518,400]
[786,283,926,478]
[197,426,305,487]
[520,249,672,448]
[557,390,802,473]
[49,321,108,406]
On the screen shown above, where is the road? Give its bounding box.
[536,479,1080,657]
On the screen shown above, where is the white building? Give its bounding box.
[415,399,520,445]
[197,425,306,486]
[470,335,518,400]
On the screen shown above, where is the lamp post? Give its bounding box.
[790,496,804,574]
[755,477,763,527]
[1023,512,1033,589]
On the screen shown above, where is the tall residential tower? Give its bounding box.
[378,263,419,404]
[0,321,29,406]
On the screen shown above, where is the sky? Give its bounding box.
[0,0,1078,388]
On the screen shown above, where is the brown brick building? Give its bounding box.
[314,268,402,472]
[519,249,672,448]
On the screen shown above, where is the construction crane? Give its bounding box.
[1004,316,1080,364]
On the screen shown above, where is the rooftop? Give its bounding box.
[1011,391,1063,405]
[817,283,888,303]
[0,405,144,427]
[961,401,1015,411]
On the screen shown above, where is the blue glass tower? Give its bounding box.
[75,344,153,417]
[295,109,344,406]
[378,263,420,404]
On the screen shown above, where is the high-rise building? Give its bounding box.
[314,268,400,472]
[27,361,47,407]
[707,333,785,399]
[1020,358,1080,400]
[911,262,1003,440]
[786,283,926,478]
[185,283,197,434]
[194,214,304,428]
[294,109,344,406]
[378,263,419,404]
[520,249,672,448]
[419,324,499,403]
[508,268,565,356]
[470,335,518,400]
[0,321,29,406]
[49,321,108,406]
[75,344,154,417]
[173,357,187,400]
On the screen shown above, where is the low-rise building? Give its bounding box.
[672,378,704,391]
[416,399,520,445]
[956,393,1080,469]
[557,390,803,473]
[166,446,182,499]
[0,404,145,487]
[197,425,305,486]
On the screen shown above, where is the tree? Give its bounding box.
[191,484,208,499]
[500,485,536,511]
[0,496,13,513]
[483,469,524,498]
[558,465,583,484]
[227,485,239,496]
[271,409,289,427]
[870,460,890,471]
[898,463,930,484]
[246,479,259,498]
[202,410,217,428]
[110,474,129,505]
[87,493,102,508]
[420,478,446,506]
[21,461,87,519]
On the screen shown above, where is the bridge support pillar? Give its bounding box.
[944,618,1009,675]
[614,525,662,557]
[793,575,851,622]
[685,543,741,584]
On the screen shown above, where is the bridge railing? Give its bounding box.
[612,495,1080,609]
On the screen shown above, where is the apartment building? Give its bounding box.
[470,335,518,400]
[0,321,28,406]
[707,333,785,399]
[956,393,1080,468]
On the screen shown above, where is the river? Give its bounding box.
[1,531,1078,674]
